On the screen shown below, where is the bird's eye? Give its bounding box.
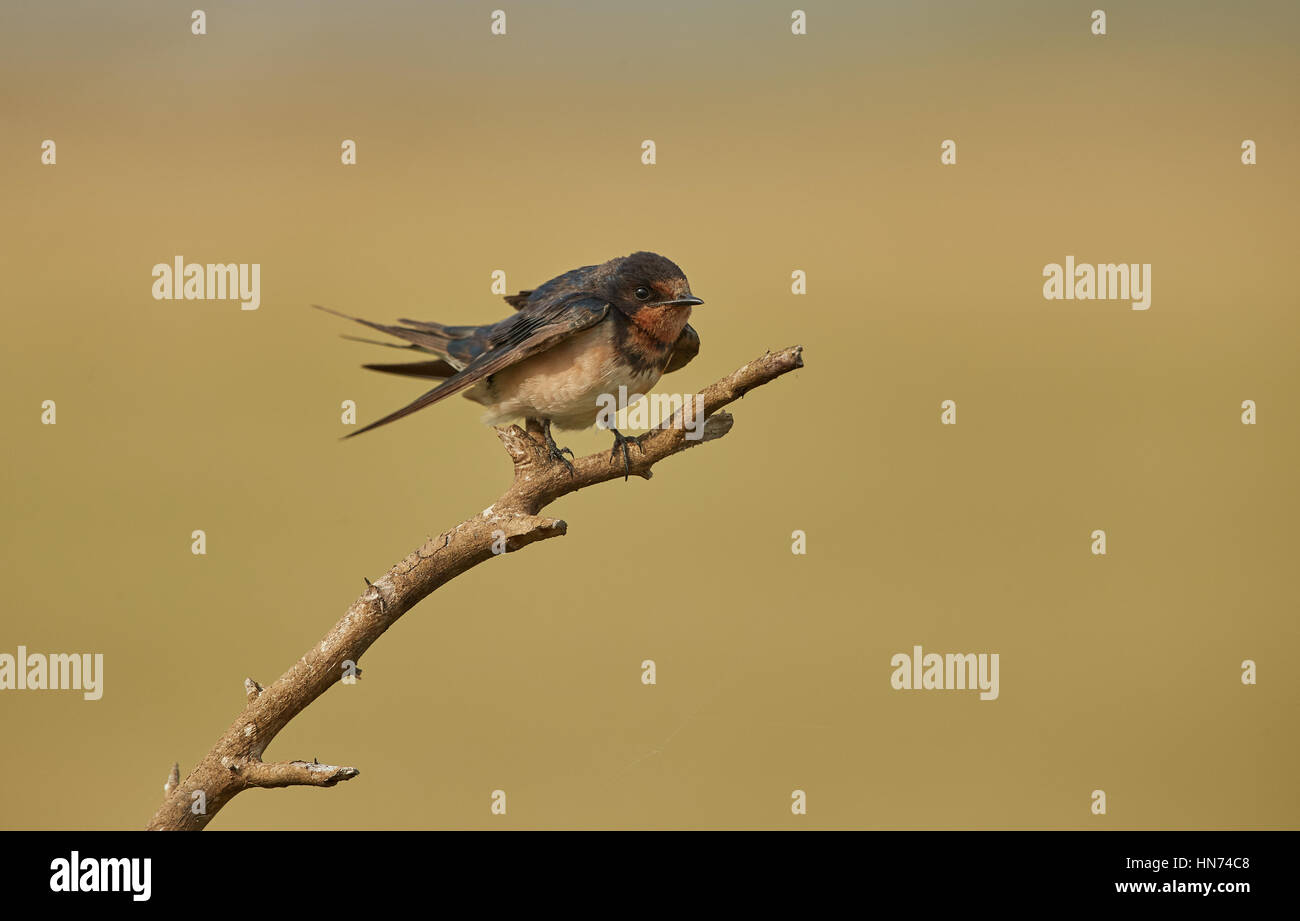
[634,286,652,300]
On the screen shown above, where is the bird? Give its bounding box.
[315,251,704,478]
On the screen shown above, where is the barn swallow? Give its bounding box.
[316,251,703,477]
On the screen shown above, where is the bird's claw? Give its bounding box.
[541,422,575,476]
[549,444,576,475]
[608,429,646,481]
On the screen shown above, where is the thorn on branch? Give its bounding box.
[244,678,264,701]
[164,762,180,794]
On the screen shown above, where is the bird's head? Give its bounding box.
[600,252,703,323]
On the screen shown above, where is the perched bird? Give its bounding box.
[316,251,703,476]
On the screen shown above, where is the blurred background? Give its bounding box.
[1,0,1296,829]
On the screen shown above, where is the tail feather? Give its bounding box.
[341,333,423,351]
[314,303,502,437]
[362,359,459,380]
[396,318,481,339]
[312,304,457,355]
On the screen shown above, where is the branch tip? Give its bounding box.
[241,759,361,789]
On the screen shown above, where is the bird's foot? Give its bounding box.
[541,421,575,476]
[608,428,646,481]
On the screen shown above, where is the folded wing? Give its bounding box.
[336,295,611,437]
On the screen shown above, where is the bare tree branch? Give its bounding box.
[145,346,804,830]
[239,760,361,789]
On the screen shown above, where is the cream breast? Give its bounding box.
[467,323,664,430]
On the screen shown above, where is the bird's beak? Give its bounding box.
[660,295,704,307]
